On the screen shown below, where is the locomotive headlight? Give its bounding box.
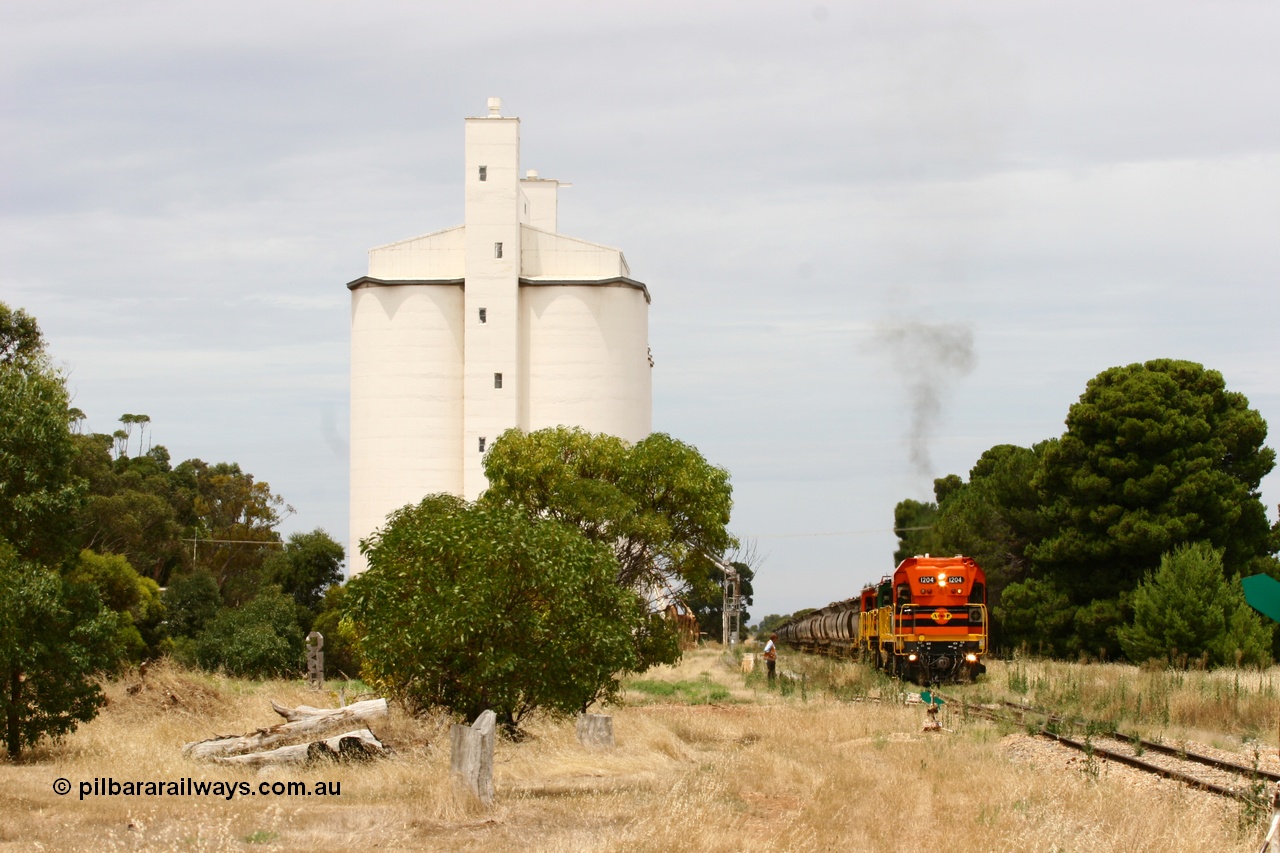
[965,653,978,663]
[907,653,918,662]
[936,572,947,586]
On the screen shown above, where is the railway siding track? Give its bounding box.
[1039,729,1271,804]
[944,696,1275,806]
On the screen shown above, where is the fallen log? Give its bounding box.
[183,699,388,760]
[208,729,388,767]
[270,698,386,723]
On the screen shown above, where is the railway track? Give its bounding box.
[940,695,1276,807]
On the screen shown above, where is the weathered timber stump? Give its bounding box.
[450,710,496,806]
[576,713,615,750]
[305,631,324,690]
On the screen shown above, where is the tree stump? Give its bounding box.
[576,713,615,750]
[305,631,324,690]
[450,710,496,806]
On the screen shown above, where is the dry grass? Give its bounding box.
[0,651,1273,852]
[944,656,1280,748]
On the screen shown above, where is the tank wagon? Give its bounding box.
[776,555,988,684]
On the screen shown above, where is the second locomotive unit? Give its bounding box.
[776,555,988,684]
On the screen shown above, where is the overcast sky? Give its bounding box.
[4,1,1278,618]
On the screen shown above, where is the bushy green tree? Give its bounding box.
[1117,542,1273,668]
[0,303,124,756]
[309,584,362,679]
[182,460,290,606]
[892,498,940,565]
[994,578,1075,657]
[70,420,293,593]
[348,495,644,730]
[68,549,166,661]
[0,303,44,366]
[1030,360,1275,599]
[162,570,222,639]
[930,444,1046,610]
[72,434,187,585]
[193,585,303,678]
[0,543,120,757]
[481,427,735,599]
[908,360,1279,660]
[261,529,344,618]
[0,329,83,564]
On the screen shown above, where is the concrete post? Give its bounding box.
[450,709,496,806]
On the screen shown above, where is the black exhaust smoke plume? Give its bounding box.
[874,322,976,477]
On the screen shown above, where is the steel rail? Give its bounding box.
[1117,735,1280,784]
[991,699,1280,784]
[1035,729,1266,805]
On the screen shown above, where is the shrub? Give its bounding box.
[163,570,221,639]
[1118,541,1273,667]
[0,543,120,756]
[194,585,303,678]
[347,495,643,730]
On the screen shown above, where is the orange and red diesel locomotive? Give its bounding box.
[775,555,988,684]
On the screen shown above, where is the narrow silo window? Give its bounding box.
[494,242,503,259]
[478,307,487,324]
[479,437,486,453]
[494,372,503,389]
[479,166,487,181]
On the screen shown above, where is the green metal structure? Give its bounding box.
[1241,574,1280,623]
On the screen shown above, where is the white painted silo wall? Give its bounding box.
[349,284,464,575]
[368,226,466,280]
[520,284,651,443]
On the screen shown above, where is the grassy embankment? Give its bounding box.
[0,647,1274,852]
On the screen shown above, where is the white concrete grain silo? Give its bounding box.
[347,98,652,574]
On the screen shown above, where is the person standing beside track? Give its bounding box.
[762,633,778,684]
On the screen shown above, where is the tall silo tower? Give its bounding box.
[347,98,652,575]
